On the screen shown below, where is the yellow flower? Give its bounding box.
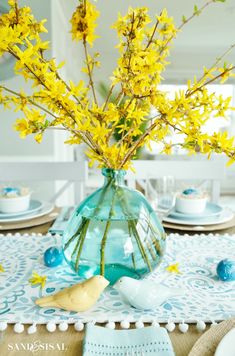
[14,118,31,138]
[29,271,47,289]
[166,263,181,274]
[0,263,5,272]
[157,8,172,25]
[65,135,82,145]
[34,133,43,143]
[25,108,46,123]
[8,0,17,6]
[69,80,87,97]
[70,1,99,47]
[162,143,172,155]
[92,122,110,144]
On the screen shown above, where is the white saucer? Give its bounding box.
[215,327,235,356]
[163,208,234,226]
[0,200,42,218]
[169,202,223,220]
[0,201,54,223]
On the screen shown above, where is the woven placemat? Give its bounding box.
[189,318,235,356]
[163,215,235,232]
[0,207,60,230]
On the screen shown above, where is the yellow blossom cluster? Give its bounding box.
[70,0,99,47]
[112,8,177,97]
[0,0,234,169]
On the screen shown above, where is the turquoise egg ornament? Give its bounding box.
[2,187,20,196]
[216,259,235,281]
[44,247,64,267]
[182,188,198,195]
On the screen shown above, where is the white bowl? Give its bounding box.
[0,194,31,213]
[175,195,207,214]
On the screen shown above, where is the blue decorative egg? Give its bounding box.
[2,187,20,197]
[182,188,198,195]
[216,259,235,282]
[44,247,64,267]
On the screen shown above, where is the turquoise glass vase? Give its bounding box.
[63,168,166,284]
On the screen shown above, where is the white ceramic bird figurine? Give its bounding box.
[114,276,183,310]
[35,275,109,312]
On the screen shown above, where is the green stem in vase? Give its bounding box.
[116,189,135,243]
[140,214,165,256]
[146,241,157,261]
[148,218,167,241]
[100,220,111,275]
[117,187,152,271]
[131,252,137,270]
[128,221,137,269]
[152,237,164,257]
[64,217,87,251]
[137,220,158,260]
[100,181,116,275]
[65,177,114,272]
[65,179,113,251]
[71,228,84,258]
[128,220,152,271]
[147,222,164,257]
[74,219,90,272]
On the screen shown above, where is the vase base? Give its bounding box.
[70,263,150,285]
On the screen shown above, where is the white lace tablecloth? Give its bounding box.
[0,233,234,324]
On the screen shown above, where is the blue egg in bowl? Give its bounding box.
[216,259,235,282]
[44,247,64,267]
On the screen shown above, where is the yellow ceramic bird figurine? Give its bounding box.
[35,275,109,312]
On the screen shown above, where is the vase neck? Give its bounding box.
[102,168,126,186]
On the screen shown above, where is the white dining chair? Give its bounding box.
[0,161,88,204]
[125,156,226,203]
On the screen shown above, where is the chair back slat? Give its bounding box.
[125,158,226,203]
[126,159,225,180]
[0,162,88,181]
[0,161,88,204]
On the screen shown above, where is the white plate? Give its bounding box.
[0,200,43,218]
[169,202,223,219]
[0,201,54,223]
[163,208,234,226]
[215,327,235,356]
